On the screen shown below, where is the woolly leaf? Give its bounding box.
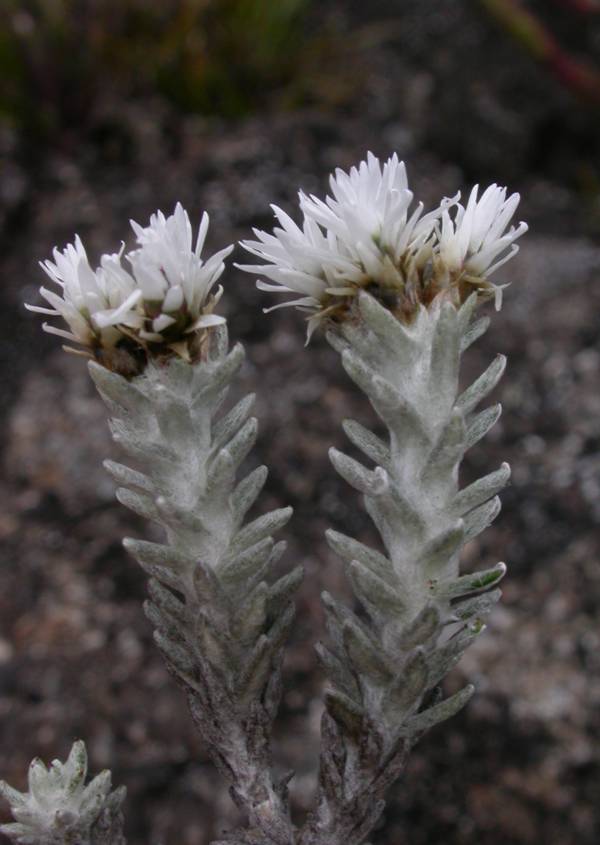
[212,394,256,453]
[147,578,187,626]
[326,529,396,585]
[230,508,293,555]
[456,291,479,335]
[223,417,259,471]
[342,619,394,686]
[365,483,427,542]
[433,562,507,600]
[417,520,465,576]
[315,642,360,699]
[237,635,272,702]
[325,690,365,738]
[407,685,475,736]
[219,537,274,585]
[429,302,459,402]
[206,448,236,495]
[460,316,490,352]
[193,343,245,401]
[382,649,428,722]
[348,560,406,619]
[329,447,389,496]
[428,621,485,688]
[115,488,161,523]
[457,354,506,414]
[420,410,466,484]
[398,604,441,650]
[465,403,502,450]
[452,587,503,621]
[123,538,193,578]
[267,564,303,621]
[88,360,151,416]
[358,290,416,360]
[342,419,391,469]
[453,463,510,515]
[103,460,154,494]
[233,583,268,646]
[231,466,269,525]
[462,495,502,543]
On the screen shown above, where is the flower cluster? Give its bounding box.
[27,204,233,374]
[238,152,527,337]
[0,741,124,845]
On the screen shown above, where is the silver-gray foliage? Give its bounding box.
[299,291,508,845]
[6,185,520,845]
[0,741,126,845]
[1,298,509,845]
[88,325,299,845]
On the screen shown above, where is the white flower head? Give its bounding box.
[239,153,527,337]
[436,184,528,308]
[26,236,142,349]
[26,204,233,372]
[238,152,457,337]
[238,205,360,327]
[128,202,234,343]
[299,152,445,273]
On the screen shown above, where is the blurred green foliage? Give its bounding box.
[0,0,313,139]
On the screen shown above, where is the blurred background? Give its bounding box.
[1,1,600,842]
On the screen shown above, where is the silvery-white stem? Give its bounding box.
[299,291,508,845]
[0,741,126,845]
[88,326,299,845]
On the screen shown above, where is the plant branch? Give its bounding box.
[89,327,298,845]
[299,292,507,845]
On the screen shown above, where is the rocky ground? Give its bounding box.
[1,1,600,843]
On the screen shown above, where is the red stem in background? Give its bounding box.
[478,0,600,105]
[552,0,600,13]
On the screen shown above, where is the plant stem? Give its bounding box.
[299,292,507,845]
[89,327,298,845]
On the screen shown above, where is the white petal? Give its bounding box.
[93,289,143,327]
[152,314,177,333]
[42,323,85,343]
[25,304,58,315]
[185,313,226,332]
[162,285,184,312]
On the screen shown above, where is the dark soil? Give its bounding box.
[1,2,600,843]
